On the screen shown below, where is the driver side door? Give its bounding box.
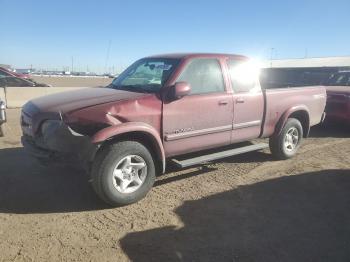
[162,58,233,157]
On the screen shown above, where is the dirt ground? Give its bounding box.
[31,76,112,87]
[0,109,349,262]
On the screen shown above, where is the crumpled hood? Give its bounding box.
[23,87,148,116]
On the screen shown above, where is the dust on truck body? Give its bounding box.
[21,53,327,206]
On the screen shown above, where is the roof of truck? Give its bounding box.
[146,53,248,60]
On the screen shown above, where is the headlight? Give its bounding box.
[41,120,62,135]
[0,100,6,123]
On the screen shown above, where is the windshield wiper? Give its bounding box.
[110,84,158,93]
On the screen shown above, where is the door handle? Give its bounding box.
[218,100,228,105]
[236,98,245,104]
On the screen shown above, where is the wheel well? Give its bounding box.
[96,131,163,174]
[289,111,310,137]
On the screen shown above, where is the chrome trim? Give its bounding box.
[165,125,232,141]
[233,120,261,130]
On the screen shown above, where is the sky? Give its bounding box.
[1,0,349,73]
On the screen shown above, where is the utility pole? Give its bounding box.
[270,48,275,60]
[71,56,74,73]
[104,40,112,74]
[270,48,275,67]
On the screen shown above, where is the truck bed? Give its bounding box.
[262,86,327,138]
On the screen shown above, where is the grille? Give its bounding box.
[21,110,33,136]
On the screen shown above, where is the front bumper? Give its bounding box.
[21,120,99,163]
[325,95,350,123]
[21,135,53,159]
[325,112,350,123]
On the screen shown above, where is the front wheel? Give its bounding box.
[91,141,156,206]
[269,118,303,160]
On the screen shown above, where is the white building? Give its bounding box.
[263,56,350,68]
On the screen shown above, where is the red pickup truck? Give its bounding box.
[21,53,326,206]
[323,71,350,123]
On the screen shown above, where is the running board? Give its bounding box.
[171,143,269,168]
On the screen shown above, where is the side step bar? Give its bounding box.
[171,143,269,168]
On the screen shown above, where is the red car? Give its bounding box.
[324,71,350,123]
[21,53,326,206]
[0,67,30,79]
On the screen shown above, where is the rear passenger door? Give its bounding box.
[163,58,233,156]
[227,59,264,143]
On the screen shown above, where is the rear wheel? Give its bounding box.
[269,118,303,160]
[91,140,156,206]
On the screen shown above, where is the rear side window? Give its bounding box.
[177,58,225,95]
[228,59,260,93]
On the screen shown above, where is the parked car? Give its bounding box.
[323,71,350,123]
[0,99,5,137]
[20,53,327,206]
[0,76,50,87]
[0,67,31,79]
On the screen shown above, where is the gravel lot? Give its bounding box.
[0,109,349,261]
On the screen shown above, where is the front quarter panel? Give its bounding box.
[91,122,165,172]
[64,94,164,171]
[64,94,162,131]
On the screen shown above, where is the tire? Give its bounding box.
[91,140,156,206]
[269,118,303,160]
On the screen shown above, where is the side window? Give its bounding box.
[6,77,28,87]
[0,70,8,76]
[177,58,225,95]
[228,59,260,93]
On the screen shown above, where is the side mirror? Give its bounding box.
[173,81,191,99]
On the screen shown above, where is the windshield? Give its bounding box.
[325,72,350,86]
[111,58,180,93]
